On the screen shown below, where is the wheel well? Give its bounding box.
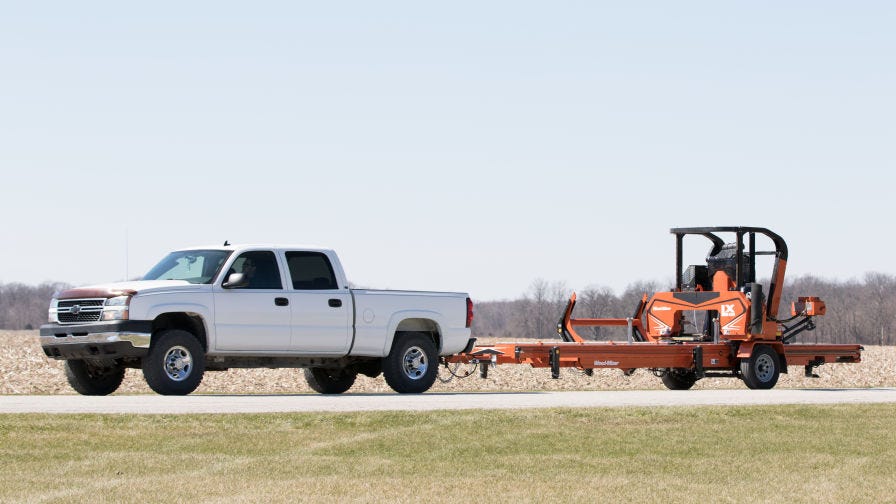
[152,313,207,351]
[394,318,441,351]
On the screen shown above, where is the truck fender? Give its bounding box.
[382,310,444,356]
[143,302,213,346]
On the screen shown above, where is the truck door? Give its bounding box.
[214,250,292,351]
[284,251,352,354]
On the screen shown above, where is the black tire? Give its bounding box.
[740,345,780,390]
[64,360,125,396]
[382,332,438,394]
[661,369,698,390]
[352,359,383,379]
[304,367,357,394]
[141,329,205,395]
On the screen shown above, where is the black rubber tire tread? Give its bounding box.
[64,360,125,396]
[661,369,698,390]
[352,360,383,379]
[740,345,781,390]
[382,332,438,394]
[141,329,205,396]
[304,367,357,394]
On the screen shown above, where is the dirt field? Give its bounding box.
[2,331,893,394]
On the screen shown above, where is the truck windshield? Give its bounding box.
[143,250,233,284]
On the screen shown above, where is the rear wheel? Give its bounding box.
[64,360,125,395]
[661,369,698,390]
[142,329,205,395]
[304,367,357,394]
[383,332,438,394]
[741,345,780,389]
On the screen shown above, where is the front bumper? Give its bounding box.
[40,320,153,360]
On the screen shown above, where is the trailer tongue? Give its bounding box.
[446,227,862,390]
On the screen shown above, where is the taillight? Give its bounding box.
[466,297,474,328]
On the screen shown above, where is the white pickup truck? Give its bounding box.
[40,245,474,396]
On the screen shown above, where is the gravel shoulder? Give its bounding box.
[3,331,893,395]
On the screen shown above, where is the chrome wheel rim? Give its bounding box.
[401,346,428,380]
[163,346,193,382]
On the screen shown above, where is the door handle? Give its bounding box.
[275,297,289,306]
[328,299,342,308]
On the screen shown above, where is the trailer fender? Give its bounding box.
[736,342,755,359]
[775,343,789,374]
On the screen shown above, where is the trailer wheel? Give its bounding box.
[64,360,125,396]
[741,345,780,389]
[304,367,357,394]
[383,332,438,394]
[661,369,698,390]
[142,329,205,395]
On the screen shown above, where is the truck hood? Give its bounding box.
[55,280,195,300]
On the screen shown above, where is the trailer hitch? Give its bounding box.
[468,348,503,379]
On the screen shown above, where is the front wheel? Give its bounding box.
[64,360,125,395]
[142,329,205,395]
[740,345,780,390]
[383,333,438,394]
[304,367,357,394]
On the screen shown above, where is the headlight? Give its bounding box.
[48,298,59,323]
[101,295,131,321]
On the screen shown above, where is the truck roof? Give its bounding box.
[176,244,337,254]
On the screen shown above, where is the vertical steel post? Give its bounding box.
[675,233,683,291]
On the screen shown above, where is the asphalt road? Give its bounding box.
[2,388,896,414]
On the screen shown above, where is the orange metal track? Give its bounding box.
[447,291,861,375]
[447,340,861,371]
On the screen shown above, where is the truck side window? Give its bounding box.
[230,251,282,289]
[286,252,338,290]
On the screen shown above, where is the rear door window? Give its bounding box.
[286,252,338,290]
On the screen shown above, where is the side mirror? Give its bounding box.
[223,272,249,289]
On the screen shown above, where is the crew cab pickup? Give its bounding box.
[40,245,474,395]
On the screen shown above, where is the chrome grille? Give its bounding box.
[57,299,105,324]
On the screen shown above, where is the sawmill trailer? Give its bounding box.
[447,227,862,390]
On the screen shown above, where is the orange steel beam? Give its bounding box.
[780,344,862,366]
[446,341,862,371]
[569,319,629,326]
[449,342,730,370]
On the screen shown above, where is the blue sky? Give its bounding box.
[1,2,893,300]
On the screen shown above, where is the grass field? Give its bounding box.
[2,404,894,503]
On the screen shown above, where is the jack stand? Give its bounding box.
[549,346,560,379]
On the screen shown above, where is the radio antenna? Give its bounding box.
[125,228,129,280]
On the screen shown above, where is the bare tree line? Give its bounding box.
[472,274,896,346]
[0,282,70,330]
[1,274,895,346]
